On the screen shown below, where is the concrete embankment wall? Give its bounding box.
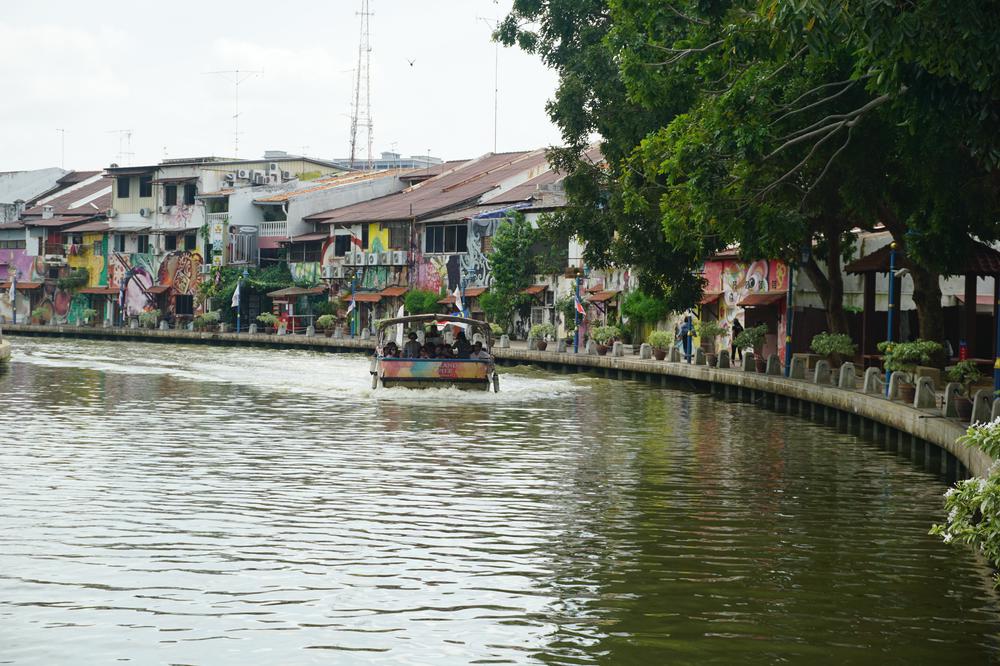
[4,324,989,479]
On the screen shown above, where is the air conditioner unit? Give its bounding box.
[268,173,280,184]
[237,169,248,179]
[365,252,378,266]
[342,252,355,266]
[332,266,344,279]
[159,205,171,214]
[107,208,118,218]
[379,252,392,266]
[139,207,151,217]
[281,170,291,180]
[269,163,278,172]
[322,265,335,279]
[224,172,236,182]
[392,250,406,266]
[253,174,265,185]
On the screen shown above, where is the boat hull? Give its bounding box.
[377,358,492,391]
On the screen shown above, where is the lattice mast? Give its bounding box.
[348,0,374,170]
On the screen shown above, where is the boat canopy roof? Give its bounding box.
[376,313,493,343]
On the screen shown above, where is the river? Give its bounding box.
[0,337,998,664]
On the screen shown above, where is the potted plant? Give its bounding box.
[697,319,726,366]
[591,325,621,355]
[810,331,857,367]
[647,330,672,361]
[316,314,337,337]
[530,322,556,351]
[257,312,280,334]
[30,307,46,325]
[193,310,221,332]
[139,309,161,329]
[82,308,98,327]
[733,323,768,372]
[877,339,943,402]
[489,322,504,337]
[947,360,982,420]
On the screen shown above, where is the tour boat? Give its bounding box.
[0,327,9,364]
[371,314,500,392]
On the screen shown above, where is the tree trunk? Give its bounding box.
[800,230,850,335]
[910,265,946,360]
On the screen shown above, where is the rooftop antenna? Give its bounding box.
[56,128,66,169]
[107,129,134,165]
[477,1,501,153]
[203,67,263,157]
[348,0,375,170]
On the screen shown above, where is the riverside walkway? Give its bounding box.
[3,322,989,478]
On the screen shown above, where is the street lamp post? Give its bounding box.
[885,242,897,396]
[236,268,249,333]
[573,273,582,354]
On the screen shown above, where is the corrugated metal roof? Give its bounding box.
[254,170,412,203]
[738,292,785,307]
[22,172,111,218]
[306,151,551,225]
[521,284,548,295]
[286,232,328,243]
[24,215,93,227]
[587,290,620,303]
[380,286,408,297]
[344,292,382,302]
[64,220,110,233]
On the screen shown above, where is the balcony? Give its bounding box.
[205,212,229,226]
[259,220,287,237]
[44,242,66,256]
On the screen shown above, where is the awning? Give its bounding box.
[78,287,118,295]
[699,291,723,305]
[24,216,92,228]
[258,237,284,250]
[0,281,42,290]
[464,287,487,297]
[287,232,328,243]
[151,176,197,184]
[380,286,408,297]
[738,292,785,307]
[111,222,151,232]
[267,286,327,298]
[587,290,620,303]
[521,284,548,295]
[146,285,171,295]
[64,220,111,233]
[438,295,457,305]
[344,292,382,303]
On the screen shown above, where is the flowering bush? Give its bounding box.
[931,418,1000,574]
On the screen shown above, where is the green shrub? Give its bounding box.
[138,309,161,328]
[947,360,983,395]
[256,312,279,327]
[733,323,768,354]
[591,325,621,345]
[647,330,673,350]
[810,332,857,358]
[877,339,943,374]
[530,322,556,340]
[316,314,337,329]
[31,307,46,321]
[489,322,504,336]
[193,310,220,329]
[696,319,725,339]
[404,289,441,315]
[82,308,98,323]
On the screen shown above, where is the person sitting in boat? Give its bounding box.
[436,343,454,359]
[418,346,431,359]
[403,332,421,358]
[469,341,492,361]
[383,341,399,358]
[453,331,473,358]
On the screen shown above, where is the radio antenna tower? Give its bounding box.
[348,0,374,170]
[203,67,263,157]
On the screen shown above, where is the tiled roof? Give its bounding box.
[738,292,785,307]
[22,171,110,218]
[587,290,620,303]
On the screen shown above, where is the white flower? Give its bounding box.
[945,488,957,499]
[948,507,959,523]
[943,532,954,544]
[979,478,989,492]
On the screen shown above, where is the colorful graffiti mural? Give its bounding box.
[702,258,789,360]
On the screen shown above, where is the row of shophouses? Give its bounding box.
[1,147,998,363]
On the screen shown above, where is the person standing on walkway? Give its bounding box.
[679,315,695,363]
[731,318,744,361]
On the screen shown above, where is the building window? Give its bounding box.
[424,224,468,254]
[137,234,149,254]
[362,224,370,250]
[184,233,197,251]
[184,183,197,205]
[164,185,177,206]
[165,235,178,251]
[290,241,322,263]
[70,234,83,246]
[0,240,26,249]
[117,176,130,198]
[92,240,102,255]
[175,294,194,316]
[386,223,408,250]
[139,175,153,198]
[113,235,125,253]
[334,234,351,257]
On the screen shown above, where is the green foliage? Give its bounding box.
[81,308,98,322]
[554,294,577,327]
[734,324,768,354]
[647,329,673,351]
[489,322,504,336]
[316,314,337,330]
[484,212,537,329]
[530,322,556,340]
[947,360,983,395]
[810,332,858,358]
[696,319,725,340]
[30,307,46,321]
[590,325,621,345]
[404,289,440,315]
[621,290,670,327]
[138,309,161,328]
[193,310,220,329]
[56,268,89,291]
[877,339,943,374]
[256,312,279,327]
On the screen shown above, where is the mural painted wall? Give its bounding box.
[702,258,789,360]
[107,250,205,319]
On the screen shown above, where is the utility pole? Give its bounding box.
[348,0,375,170]
[203,67,263,157]
[477,3,501,153]
[107,129,134,165]
[56,129,66,169]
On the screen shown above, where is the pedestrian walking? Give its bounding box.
[731,318,744,361]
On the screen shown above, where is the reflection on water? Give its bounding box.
[0,337,998,665]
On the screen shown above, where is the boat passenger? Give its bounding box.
[383,341,399,357]
[454,331,473,358]
[469,341,492,361]
[419,347,431,359]
[403,332,422,358]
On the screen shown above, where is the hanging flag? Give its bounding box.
[231,281,241,309]
[574,294,586,315]
[396,304,405,347]
[8,274,14,303]
[453,286,465,316]
[346,296,356,316]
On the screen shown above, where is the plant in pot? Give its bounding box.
[590,325,621,355]
[82,308,98,327]
[138,309,161,330]
[530,322,556,351]
[256,312,280,334]
[947,360,982,420]
[489,322,504,337]
[647,330,672,361]
[30,307,47,325]
[877,339,943,403]
[316,314,337,337]
[810,331,857,368]
[696,319,726,367]
[733,323,768,371]
[193,310,221,332]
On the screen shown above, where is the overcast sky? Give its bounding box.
[0,0,563,171]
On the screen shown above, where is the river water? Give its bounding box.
[0,337,998,665]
